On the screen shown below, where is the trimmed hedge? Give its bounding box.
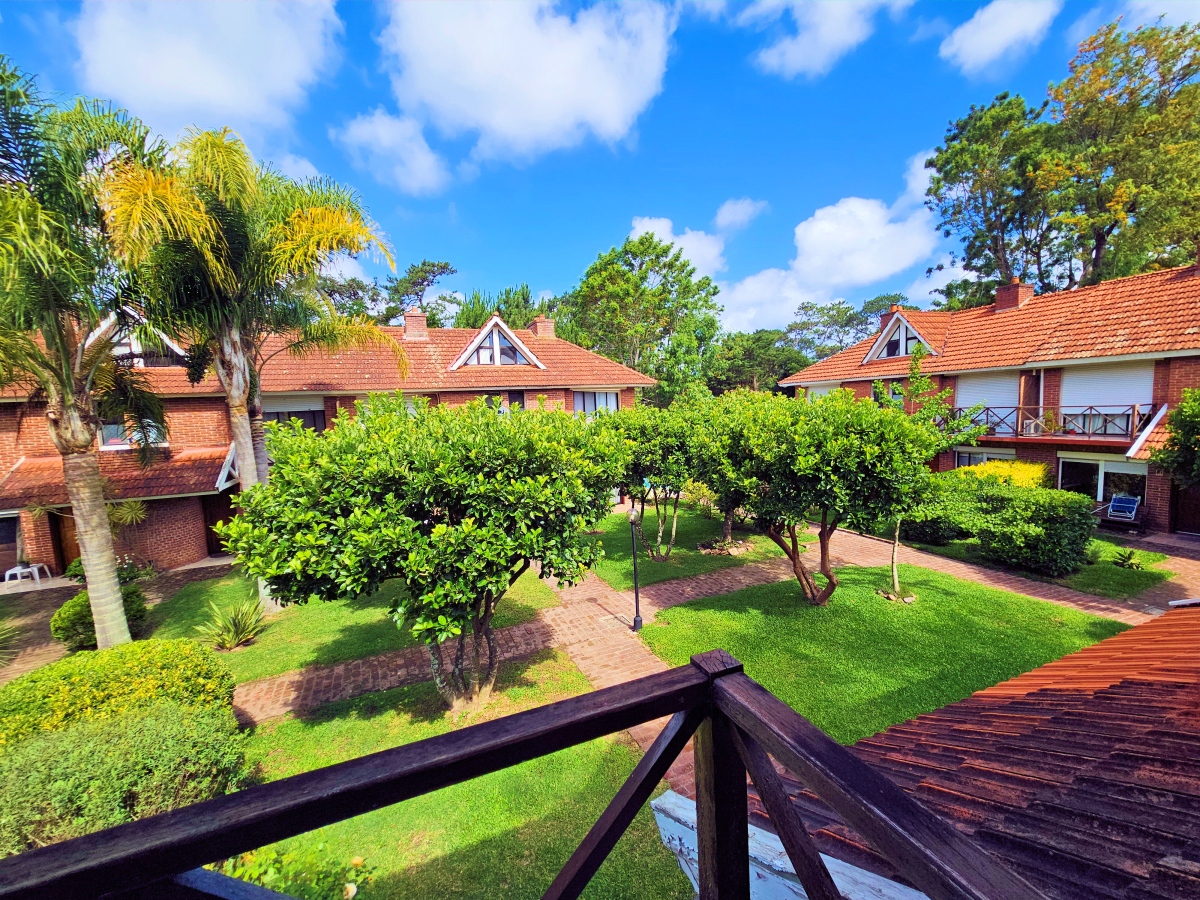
[948,459,1051,488]
[0,702,245,855]
[50,584,148,651]
[976,483,1096,576]
[0,639,235,749]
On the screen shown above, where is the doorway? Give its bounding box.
[1176,484,1200,535]
[50,511,80,573]
[202,490,235,556]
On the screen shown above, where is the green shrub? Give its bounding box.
[949,459,1051,488]
[0,639,235,749]
[1112,547,1144,570]
[976,484,1096,576]
[899,511,962,545]
[194,597,268,650]
[50,584,148,651]
[217,843,376,899]
[0,702,245,855]
[63,554,153,586]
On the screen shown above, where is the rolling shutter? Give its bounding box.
[1060,362,1153,408]
[954,371,1020,408]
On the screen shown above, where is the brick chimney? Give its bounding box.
[878,302,904,332]
[994,277,1034,310]
[529,315,555,339]
[403,309,428,341]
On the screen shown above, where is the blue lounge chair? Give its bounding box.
[1107,495,1140,521]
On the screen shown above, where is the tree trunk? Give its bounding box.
[214,322,259,488]
[764,522,822,605]
[249,386,270,486]
[813,513,839,606]
[61,451,131,648]
[721,509,734,543]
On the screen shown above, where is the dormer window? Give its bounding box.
[451,317,545,371]
[881,323,919,358]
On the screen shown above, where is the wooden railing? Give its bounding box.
[951,404,1154,439]
[0,651,1047,900]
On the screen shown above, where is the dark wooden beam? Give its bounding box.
[694,711,750,900]
[714,674,1048,900]
[542,706,705,900]
[730,726,842,900]
[0,664,710,900]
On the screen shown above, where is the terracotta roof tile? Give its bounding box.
[0,446,230,508]
[750,608,1200,899]
[781,265,1200,387]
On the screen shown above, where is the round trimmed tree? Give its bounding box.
[218,396,627,711]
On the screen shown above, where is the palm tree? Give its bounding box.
[101,129,396,492]
[0,61,167,647]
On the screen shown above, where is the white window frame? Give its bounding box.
[573,391,619,416]
[952,445,1015,469]
[99,417,168,451]
[449,316,546,370]
[1057,452,1148,502]
[862,314,933,363]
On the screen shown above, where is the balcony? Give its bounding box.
[0,651,1044,900]
[950,405,1156,442]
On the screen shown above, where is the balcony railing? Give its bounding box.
[0,651,1047,900]
[950,405,1155,440]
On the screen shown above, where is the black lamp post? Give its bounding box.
[628,507,643,632]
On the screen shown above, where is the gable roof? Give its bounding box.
[0,323,655,401]
[750,607,1200,900]
[781,263,1200,387]
[448,315,547,370]
[860,311,937,363]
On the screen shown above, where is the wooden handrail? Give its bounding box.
[0,650,1048,900]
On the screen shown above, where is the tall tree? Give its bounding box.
[102,129,392,494]
[1151,388,1200,486]
[380,259,455,327]
[707,329,811,394]
[786,293,915,360]
[317,275,383,318]
[1040,21,1200,283]
[557,232,721,405]
[0,61,168,647]
[926,93,1067,308]
[453,283,543,329]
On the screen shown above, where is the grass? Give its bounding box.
[145,569,560,684]
[244,650,691,899]
[591,506,810,591]
[908,534,1174,601]
[640,564,1127,745]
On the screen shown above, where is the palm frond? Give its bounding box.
[177,127,257,210]
[91,357,168,465]
[265,206,393,283]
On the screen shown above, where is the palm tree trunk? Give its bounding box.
[61,451,131,648]
[249,388,270,486]
[214,322,259,488]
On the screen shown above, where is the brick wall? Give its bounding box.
[0,403,60,473]
[1042,368,1062,408]
[117,496,209,570]
[842,380,874,399]
[19,509,58,573]
[1145,467,1173,532]
[163,397,230,448]
[932,450,955,473]
[323,395,358,422]
[619,387,636,410]
[1153,359,1172,407]
[1165,356,1200,405]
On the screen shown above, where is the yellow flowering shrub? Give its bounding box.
[0,639,234,750]
[949,459,1051,488]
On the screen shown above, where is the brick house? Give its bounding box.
[0,313,653,574]
[780,265,1200,535]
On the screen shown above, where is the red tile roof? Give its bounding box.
[59,325,655,400]
[781,264,1200,386]
[0,446,230,508]
[751,608,1200,899]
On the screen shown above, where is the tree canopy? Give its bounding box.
[787,294,916,360]
[707,329,811,394]
[1152,388,1200,486]
[381,259,455,328]
[219,397,628,710]
[555,232,721,405]
[453,283,544,329]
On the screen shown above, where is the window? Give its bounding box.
[264,410,326,432]
[508,391,525,410]
[1060,460,1100,500]
[1057,457,1148,502]
[1104,471,1146,503]
[954,448,1015,469]
[464,328,529,366]
[878,322,922,359]
[100,417,166,449]
[573,391,619,415]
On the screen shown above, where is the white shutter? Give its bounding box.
[1060,362,1153,408]
[954,372,1019,408]
[807,384,839,398]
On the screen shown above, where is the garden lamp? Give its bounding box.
[628,507,643,632]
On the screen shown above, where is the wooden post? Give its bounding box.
[690,652,751,900]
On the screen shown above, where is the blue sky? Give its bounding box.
[3,0,1196,331]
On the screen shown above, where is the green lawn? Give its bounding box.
[145,569,560,684]
[244,651,691,899]
[591,507,808,591]
[640,565,1127,745]
[908,535,1173,600]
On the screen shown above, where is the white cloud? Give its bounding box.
[904,256,969,303]
[277,153,320,181]
[939,0,1062,76]
[630,216,727,277]
[901,148,934,206]
[714,198,769,231]
[321,255,368,282]
[376,1,674,162]
[72,0,341,140]
[720,158,940,329]
[1124,1,1200,25]
[333,109,450,196]
[740,0,912,78]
